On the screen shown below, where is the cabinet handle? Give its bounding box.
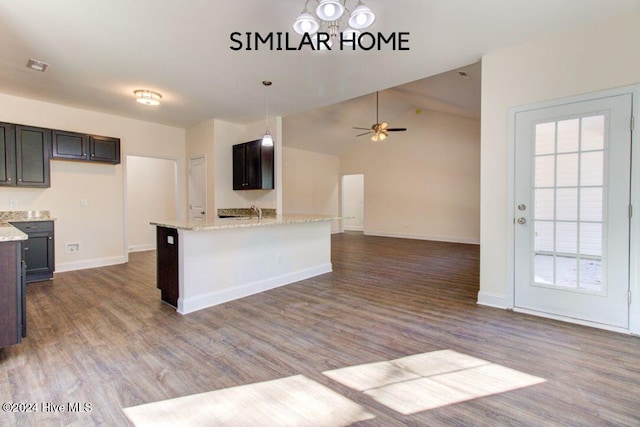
[24,247,29,251]
[7,177,11,181]
[18,178,22,182]
[48,237,52,240]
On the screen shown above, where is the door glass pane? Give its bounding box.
[535,122,556,155]
[581,115,604,151]
[579,259,602,292]
[535,156,555,187]
[557,119,579,153]
[580,152,604,186]
[531,113,606,294]
[556,154,578,187]
[556,188,577,221]
[534,254,554,285]
[535,221,554,252]
[535,189,554,220]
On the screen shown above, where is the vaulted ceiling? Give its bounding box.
[0,1,638,128]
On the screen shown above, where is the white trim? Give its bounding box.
[55,255,127,273]
[477,291,509,309]
[365,230,480,245]
[507,83,640,334]
[177,263,332,315]
[128,243,155,253]
[514,307,633,335]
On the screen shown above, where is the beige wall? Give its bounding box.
[341,109,480,243]
[0,93,186,271]
[126,156,177,252]
[282,146,340,232]
[479,11,640,307]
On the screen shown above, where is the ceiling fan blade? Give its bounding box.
[353,127,371,130]
[386,128,407,132]
[356,131,373,137]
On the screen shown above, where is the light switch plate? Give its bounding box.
[167,236,174,245]
[80,199,89,207]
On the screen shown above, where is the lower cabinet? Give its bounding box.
[0,241,26,348]
[9,221,55,283]
[156,226,179,307]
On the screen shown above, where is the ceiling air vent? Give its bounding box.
[27,59,49,72]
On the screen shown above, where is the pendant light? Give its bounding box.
[261,81,274,147]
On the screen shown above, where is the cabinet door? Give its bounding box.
[156,227,179,307]
[52,130,89,161]
[10,221,55,283]
[233,143,247,190]
[0,241,22,348]
[245,140,262,189]
[90,135,120,164]
[0,123,16,186]
[15,125,51,188]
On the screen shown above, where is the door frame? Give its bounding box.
[506,84,640,334]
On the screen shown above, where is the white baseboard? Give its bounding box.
[476,291,509,309]
[343,226,364,231]
[364,230,480,245]
[129,243,156,253]
[178,263,333,315]
[55,255,128,273]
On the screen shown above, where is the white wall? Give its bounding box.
[282,146,340,232]
[0,93,186,271]
[126,156,177,252]
[479,11,640,308]
[341,174,364,231]
[340,109,480,243]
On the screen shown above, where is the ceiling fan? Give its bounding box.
[354,91,407,141]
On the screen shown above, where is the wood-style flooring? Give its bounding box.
[1,232,639,426]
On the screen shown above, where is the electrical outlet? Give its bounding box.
[65,243,80,254]
[80,199,89,207]
[9,199,17,208]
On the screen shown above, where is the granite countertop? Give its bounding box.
[0,210,55,241]
[151,214,340,231]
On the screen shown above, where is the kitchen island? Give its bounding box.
[150,215,338,314]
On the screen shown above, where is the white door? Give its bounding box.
[514,94,632,329]
[188,157,206,221]
[342,174,365,231]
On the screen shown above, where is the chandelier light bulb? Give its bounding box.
[348,3,376,29]
[293,12,319,35]
[315,0,344,21]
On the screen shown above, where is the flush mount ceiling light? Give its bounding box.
[261,81,274,147]
[134,89,162,106]
[26,59,49,72]
[292,0,375,40]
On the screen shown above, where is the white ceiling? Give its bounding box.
[0,1,638,128]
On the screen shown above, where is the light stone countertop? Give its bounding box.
[0,210,56,242]
[151,214,340,231]
[0,223,28,241]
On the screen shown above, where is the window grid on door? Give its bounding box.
[531,113,608,294]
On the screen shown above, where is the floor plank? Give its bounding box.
[1,232,639,426]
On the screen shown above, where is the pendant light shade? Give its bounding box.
[293,12,319,35]
[262,81,274,147]
[348,2,376,29]
[262,130,274,147]
[315,0,344,21]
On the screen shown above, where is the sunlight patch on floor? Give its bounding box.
[323,350,546,415]
[124,375,375,427]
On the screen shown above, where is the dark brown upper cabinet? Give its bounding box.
[233,139,274,190]
[0,123,51,188]
[52,130,120,164]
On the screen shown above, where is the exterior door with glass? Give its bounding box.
[514,94,632,329]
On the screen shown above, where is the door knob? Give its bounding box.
[517,204,527,211]
[517,217,527,225]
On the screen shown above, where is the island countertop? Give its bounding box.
[151,214,340,231]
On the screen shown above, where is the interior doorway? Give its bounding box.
[189,156,207,221]
[126,155,178,252]
[342,174,365,231]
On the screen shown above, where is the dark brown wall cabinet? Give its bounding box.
[52,130,120,164]
[0,241,26,348]
[233,139,274,190]
[0,122,51,188]
[10,221,55,283]
[156,226,179,308]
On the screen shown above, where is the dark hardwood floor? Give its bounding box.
[1,232,639,426]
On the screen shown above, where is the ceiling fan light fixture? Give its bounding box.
[315,0,345,21]
[348,2,375,29]
[293,12,319,35]
[134,89,162,106]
